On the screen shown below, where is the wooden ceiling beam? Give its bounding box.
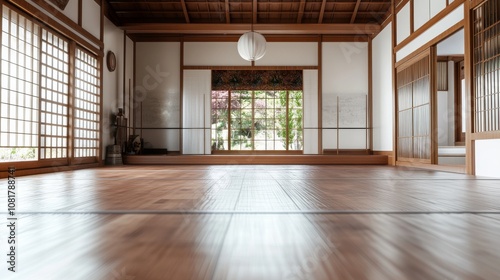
[253,0,257,24]
[297,0,306,24]
[225,0,230,24]
[350,0,362,24]
[102,0,122,26]
[318,0,326,24]
[108,1,389,4]
[114,11,387,16]
[122,23,381,35]
[180,0,190,23]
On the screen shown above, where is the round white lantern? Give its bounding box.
[237,31,266,61]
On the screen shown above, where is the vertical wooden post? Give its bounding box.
[430,45,438,164]
[318,36,323,154]
[391,0,398,165]
[464,0,474,175]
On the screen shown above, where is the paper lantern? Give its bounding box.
[237,31,266,61]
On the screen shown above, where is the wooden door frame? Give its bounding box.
[454,59,466,144]
[395,48,435,165]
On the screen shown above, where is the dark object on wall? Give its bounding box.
[115,108,127,153]
[107,51,117,72]
[46,0,70,10]
[212,70,303,91]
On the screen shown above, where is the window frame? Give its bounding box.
[211,89,304,154]
[0,4,102,170]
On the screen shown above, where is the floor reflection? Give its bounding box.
[0,165,499,279]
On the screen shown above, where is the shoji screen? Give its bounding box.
[396,52,433,163]
[74,48,100,158]
[303,70,318,154]
[40,29,69,159]
[1,8,40,158]
[182,70,211,154]
[472,0,500,133]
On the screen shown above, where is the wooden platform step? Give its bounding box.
[123,155,388,165]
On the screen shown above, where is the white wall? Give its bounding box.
[322,42,369,150]
[397,4,463,61]
[323,42,368,95]
[255,42,318,66]
[54,0,79,23]
[475,140,500,178]
[437,91,449,146]
[27,0,100,49]
[437,29,464,56]
[135,42,181,151]
[397,3,411,44]
[102,17,125,158]
[372,23,394,152]
[184,42,318,67]
[82,0,101,39]
[430,0,447,19]
[184,42,251,66]
[414,0,447,31]
[136,40,373,153]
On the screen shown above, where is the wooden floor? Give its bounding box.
[1,165,500,279]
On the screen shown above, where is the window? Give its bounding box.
[211,90,303,151]
[0,7,40,161]
[0,5,100,163]
[40,29,69,159]
[74,48,99,158]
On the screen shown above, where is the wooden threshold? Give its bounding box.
[123,155,388,165]
[0,163,101,178]
[396,161,466,174]
[323,149,371,155]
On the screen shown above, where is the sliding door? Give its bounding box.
[396,50,436,163]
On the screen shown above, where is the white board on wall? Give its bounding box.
[82,0,101,39]
[397,2,411,44]
[321,94,368,150]
[255,42,318,66]
[430,0,447,19]
[414,0,430,31]
[184,42,251,66]
[322,95,367,128]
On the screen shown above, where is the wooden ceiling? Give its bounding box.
[103,0,392,36]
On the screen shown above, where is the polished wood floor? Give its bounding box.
[1,165,500,279]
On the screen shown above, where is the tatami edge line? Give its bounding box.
[2,210,500,215]
[15,178,500,181]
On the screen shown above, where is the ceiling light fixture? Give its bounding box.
[237,1,266,61]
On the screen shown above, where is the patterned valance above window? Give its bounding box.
[212,70,303,90]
